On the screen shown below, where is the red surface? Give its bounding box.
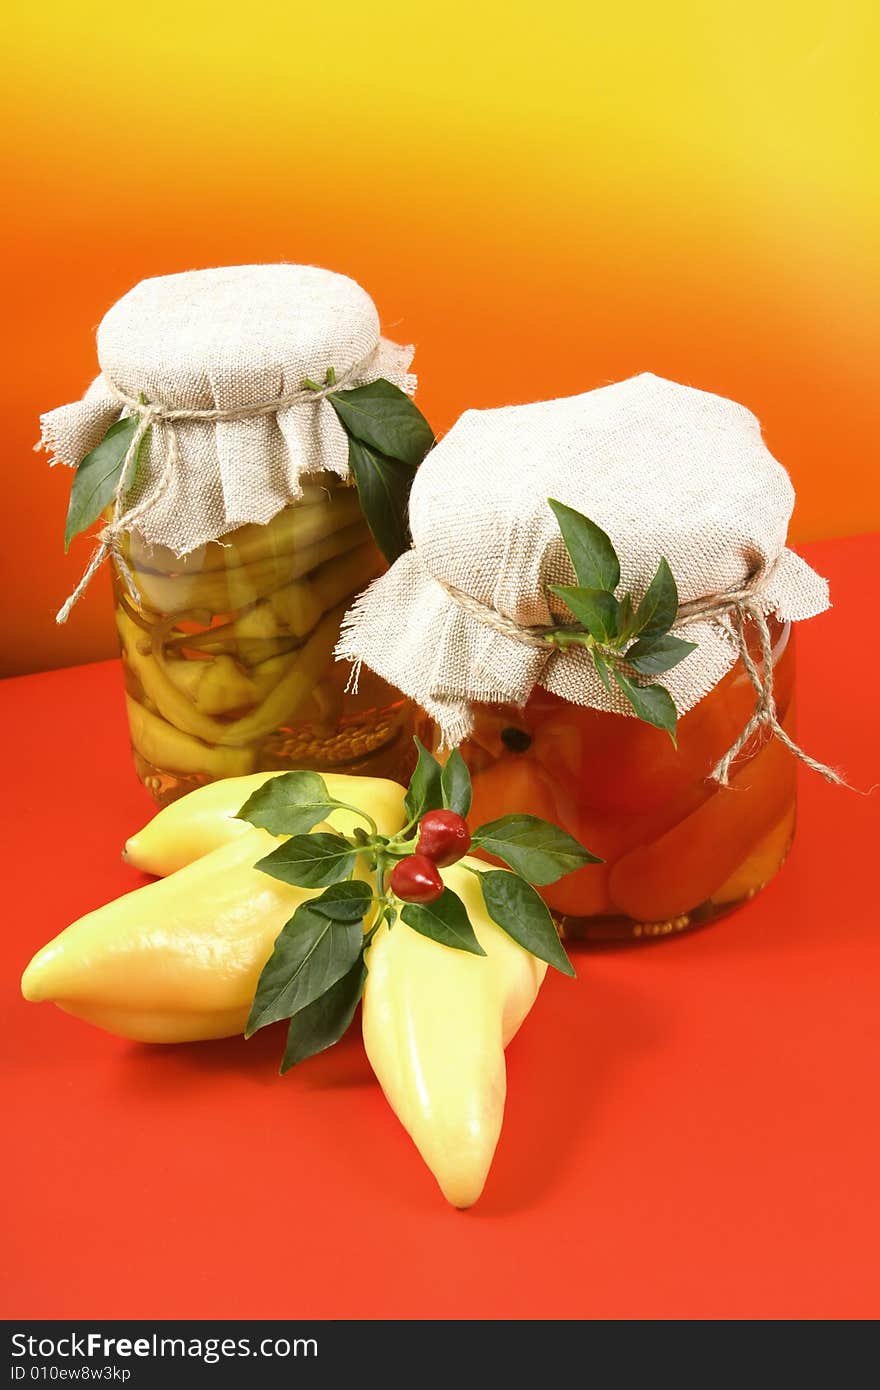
[2,534,878,1321]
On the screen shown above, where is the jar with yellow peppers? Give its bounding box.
[41,265,432,804]
[340,375,842,942]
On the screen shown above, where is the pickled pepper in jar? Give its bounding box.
[341,374,838,942]
[41,264,433,803]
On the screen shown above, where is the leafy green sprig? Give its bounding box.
[323,373,434,564]
[238,739,600,1073]
[545,499,697,742]
[63,375,434,564]
[64,403,151,552]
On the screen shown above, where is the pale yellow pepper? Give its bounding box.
[23,774,408,1042]
[127,485,363,578]
[125,695,257,779]
[21,826,344,1042]
[133,519,369,616]
[123,770,407,876]
[363,857,547,1208]
[164,652,259,715]
[22,775,551,1209]
[117,604,346,749]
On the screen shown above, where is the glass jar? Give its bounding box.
[114,473,414,805]
[449,617,796,942]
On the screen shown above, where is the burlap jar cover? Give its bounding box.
[339,373,841,783]
[40,263,416,616]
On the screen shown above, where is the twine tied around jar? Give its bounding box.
[437,569,847,788]
[55,346,380,624]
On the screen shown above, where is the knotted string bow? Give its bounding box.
[438,569,846,787]
[56,347,379,624]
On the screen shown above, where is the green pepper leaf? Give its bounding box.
[404,736,444,824]
[471,814,601,884]
[401,888,487,956]
[245,899,364,1038]
[624,632,697,675]
[547,498,620,593]
[236,770,343,836]
[255,833,358,889]
[327,379,434,465]
[440,748,473,817]
[549,585,620,643]
[634,557,679,637]
[479,870,575,976]
[281,955,367,1072]
[64,415,146,552]
[302,880,373,919]
[616,592,637,642]
[613,669,679,743]
[592,647,613,692]
[345,436,416,565]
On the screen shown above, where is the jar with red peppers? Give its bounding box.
[460,615,795,939]
[340,374,837,941]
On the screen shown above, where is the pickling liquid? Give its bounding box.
[114,477,414,805]
[453,619,796,941]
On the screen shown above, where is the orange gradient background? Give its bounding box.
[2,1,878,676]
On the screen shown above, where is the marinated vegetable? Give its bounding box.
[459,617,797,938]
[116,476,411,804]
[41,264,431,804]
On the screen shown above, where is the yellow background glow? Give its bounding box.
[2,1,877,672]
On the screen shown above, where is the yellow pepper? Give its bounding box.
[123,770,407,876]
[126,485,363,578]
[363,857,546,1208]
[132,520,369,616]
[23,774,407,1041]
[118,603,347,749]
[22,775,551,1208]
[124,694,257,779]
[20,826,345,1042]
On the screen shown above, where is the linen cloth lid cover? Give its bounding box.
[338,373,829,745]
[39,263,416,554]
